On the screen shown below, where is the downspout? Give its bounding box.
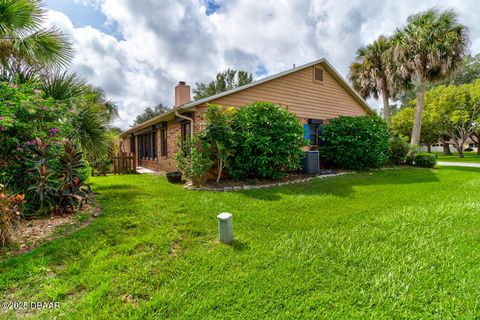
[175,110,194,136]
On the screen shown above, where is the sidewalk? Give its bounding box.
[437,161,480,168]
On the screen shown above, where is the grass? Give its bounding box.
[1,167,480,319]
[429,151,480,163]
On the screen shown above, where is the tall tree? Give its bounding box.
[391,107,439,152]
[132,103,170,126]
[426,83,480,158]
[0,0,72,80]
[193,69,253,100]
[393,8,469,146]
[349,36,400,124]
[395,54,480,110]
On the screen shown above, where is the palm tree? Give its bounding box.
[0,0,72,80]
[41,71,119,157]
[393,8,469,145]
[349,36,399,124]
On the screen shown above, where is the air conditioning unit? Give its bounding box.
[303,151,320,174]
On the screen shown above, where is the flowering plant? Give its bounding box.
[0,81,74,192]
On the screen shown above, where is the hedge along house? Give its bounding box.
[119,58,374,173]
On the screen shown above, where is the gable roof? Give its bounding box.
[121,58,374,137]
[183,58,374,115]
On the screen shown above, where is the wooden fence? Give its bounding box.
[112,153,136,174]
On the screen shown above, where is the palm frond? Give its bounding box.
[41,71,86,101]
[0,0,43,37]
[14,27,73,68]
[70,103,110,158]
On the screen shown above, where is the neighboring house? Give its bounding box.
[420,137,479,153]
[119,58,374,173]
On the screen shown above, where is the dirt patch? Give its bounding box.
[4,205,101,256]
[169,240,180,257]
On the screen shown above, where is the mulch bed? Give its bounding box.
[3,205,101,257]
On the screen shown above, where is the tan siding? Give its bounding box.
[208,64,367,119]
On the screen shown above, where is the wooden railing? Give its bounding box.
[112,153,136,174]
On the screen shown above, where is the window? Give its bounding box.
[181,122,191,155]
[309,124,319,145]
[181,122,191,141]
[138,131,157,160]
[130,136,135,154]
[314,67,323,82]
[304,119,323,146]
[160,129,167,157]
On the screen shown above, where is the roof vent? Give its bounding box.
[314,67,323,82]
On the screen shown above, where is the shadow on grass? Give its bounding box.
[239,168,440,201]
[232,239,249,251]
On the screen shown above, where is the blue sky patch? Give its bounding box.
[44,0,124,40]
[255,64,268,77]
[204,0,222,15]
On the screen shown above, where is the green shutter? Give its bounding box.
[304,124,310,144]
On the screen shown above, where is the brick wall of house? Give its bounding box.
[122,119,184,173]
[157,121,182,172]
[121,109,331,174]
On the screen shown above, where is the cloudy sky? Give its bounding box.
[44,0,480,129]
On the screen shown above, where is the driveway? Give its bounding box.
[437,161,480,168]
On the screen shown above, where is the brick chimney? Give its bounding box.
[175,81,191,107]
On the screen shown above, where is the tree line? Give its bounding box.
[349,8,470,152]
[132,69,253,126]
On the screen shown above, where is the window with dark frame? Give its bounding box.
[309,124,319,146]
[161,129,167,157]
[130,136,135,154]
[181,122,191,155]
[181,122,191,141]
[138,131,157,160]
[307,119,323,146]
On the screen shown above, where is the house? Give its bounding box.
[119,58,374,173]
[420,137,479,153]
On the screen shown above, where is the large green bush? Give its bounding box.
[229,102,305,179]
[0,82,73,192]
[413,154,437,168]
[320,116,389,170]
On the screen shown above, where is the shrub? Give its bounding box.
[320,116,389,170]
[26,139,93,215]
[56,141,93,214]
[229,102,305,179]
[414,154,437,168]
[389,136,411,165]
[26,138,57,214]
[175,136,213,186]
[200,104,235,183]
[465,147,474,152]
[0,82,73,193]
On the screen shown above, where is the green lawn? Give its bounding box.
[1,167,480,319]
[430,151,480,163]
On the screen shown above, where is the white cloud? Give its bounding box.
[45,0,480,129]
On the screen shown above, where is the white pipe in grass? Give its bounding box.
[217,213,234,244]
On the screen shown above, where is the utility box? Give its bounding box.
[303,151,320,174]
[217,212,234,244]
